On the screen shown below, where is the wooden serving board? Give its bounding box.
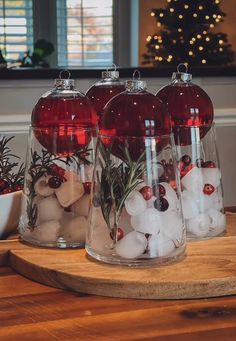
[1,212,236,300]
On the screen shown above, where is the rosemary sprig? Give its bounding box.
[26,145,93,228]
[65,144,92,169]
[98,140,146,239]
[0,136,25,189]
[26,149,67,228]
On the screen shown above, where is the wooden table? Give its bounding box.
[1,213,236,341]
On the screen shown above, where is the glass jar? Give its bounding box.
[156,65,226,239]
[19,71,97,248]
[176,125,225,239]
[86,74,186,266]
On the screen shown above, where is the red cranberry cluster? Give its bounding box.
[46,164,92,194]
[178,154,216,195]
[0,179,23,195]
[140,183,169,212]
[178,154,216,178]
[47,164,66,189]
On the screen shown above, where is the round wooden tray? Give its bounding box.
[1,213,236,300]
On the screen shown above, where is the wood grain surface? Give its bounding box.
[1,266,236,340]
[0,212,236,300]
[0,212,236,340]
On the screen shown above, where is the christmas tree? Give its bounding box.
[143,0,235,67]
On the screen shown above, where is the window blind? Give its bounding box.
[57,0,113,67]
[0,0,33,62]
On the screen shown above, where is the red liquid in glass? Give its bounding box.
[100,91,171,160]
[31,95,97,155]
[156,83,214,145]
[86,84,125,119]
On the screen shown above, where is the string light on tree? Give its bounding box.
[143,0,234,67]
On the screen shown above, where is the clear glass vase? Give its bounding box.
[175,124,226,239]
[86,134,186,267]
[19,126,96,248]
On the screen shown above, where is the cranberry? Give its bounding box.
[154,197,169,212]
[83,181,92,194]
[178,161,185,171]
[0,179,9,192]
[181,164,194,178]
[48,176,62,189]
[110,227,124,241]
[1,188,13,195]
[196,158,204,168]
[165,164,174,179]
[48,164,65,178]
[169,180,177,190]
[140,186,153,200]
[181,154,191,166]
[203,161,216,168]
[203,184,215,195]
[152,181,166,197]
[14,184,23,191]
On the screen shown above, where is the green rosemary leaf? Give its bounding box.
[0,136,25,190]
[98,142,148,231]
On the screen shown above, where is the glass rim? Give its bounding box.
[30,125,97,132]
[173,122,215,129]
[98,133,172,140]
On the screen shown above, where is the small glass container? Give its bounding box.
[156,65,226,239]
[86,73,186,266]
[19,71,97,248]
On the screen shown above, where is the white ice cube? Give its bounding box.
[37,196,63,223]
[147,196,156,208]
[118,209,134,235]
[64,170,80,182]
[207,208,225,229]
[186,213,211,237]
[181,190,199,219]
[181,167,203,194]
[202,168,221,188]
[148,233,175,257]
[194,192,217,213]
[34,175,55,197]
[160,182,179,211]
[131,207,162,235]
[125,190,147,216]
[56,180,84,207]
[60,216,88,242]
[33,220,61,243]
[115,231,147,259]
[72,194,90,217]
[218,212,226,229]
[160,211,184,241]
[135,181,147,191]
[212,191,224,210]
